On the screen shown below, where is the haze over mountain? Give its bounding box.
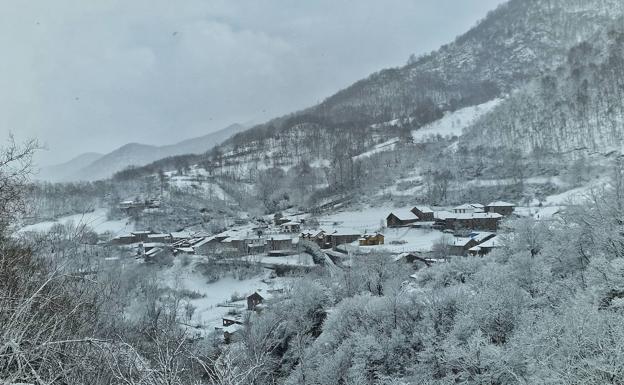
[38,123,246,182]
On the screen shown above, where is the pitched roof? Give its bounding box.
[330,229,362,237]
[145,247,164,257]
[170,231,192,239]
[388,208,419,220]
[452,237,474,247]
[469,232,496,243]
[413,206,433,213]
[148,233,170,238]
[487,201,515,207]
[453,204,476,210]
[132,231,152,235]
[434,211,456,220]
[193,236,217,249]
[455,213,503,220]
[479,236,503,248]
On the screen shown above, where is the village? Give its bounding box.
[108,199,518,341]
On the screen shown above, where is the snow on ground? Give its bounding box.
[170,176,232,201]
[157,258,287,333]
[542,184,597,205]
[463,176,567,188]
[243,254,315,267]
[353,138,400,160]
[18,208,132,236]
[412,99,501,143]
[317,205,444,253]
[318,205,399,233]
[515,206,563,220]
[351,228,443,254]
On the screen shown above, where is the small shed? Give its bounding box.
[359,233,385,246]
[247,292,264,311]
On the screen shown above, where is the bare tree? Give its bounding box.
[0,136,38,234]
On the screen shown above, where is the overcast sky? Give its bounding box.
[0,0,506,166]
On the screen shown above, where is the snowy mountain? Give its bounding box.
[110,0,624,210]
[37,152,104,182]
[464,24,624,154]
[216,0,624,161]
[40,123,246,182]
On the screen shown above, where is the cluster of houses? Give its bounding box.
[300,230,385,249]
[387,202,515,232]
[111,230,300,259]
[109,200,516,269]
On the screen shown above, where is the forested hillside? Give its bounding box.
[465,25,624,154]
[224,0,624,151]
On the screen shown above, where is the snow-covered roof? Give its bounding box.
[469,232,496,243]
[113,233,134,239]
[487,201,515,207]
[452,237,474,247]
[145,247,164,256]
[193,236,217,249]
[170,231,192,239]
[361,232,384,238]
[413,206,433,213]
[388,208,419,220]
[479,236,503,248]
[139,242,165,248]
[268,235,295,241]
[148,233,170,238]
[453,204,476,210]
[455,213,503,220]
[330,230,362,236]
[281,221,301,226]
[434,211,456,220]
[132,231,152,235]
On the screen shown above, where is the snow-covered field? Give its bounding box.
[412,99,501,143]
[156,258,288,333]
[243,253,315,267]
[316,205,444,253]
[318,205,398,233]
[352,227,443,254]
[18,208,132,236]
[353,138,400,160]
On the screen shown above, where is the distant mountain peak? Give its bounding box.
[37,123,247,182]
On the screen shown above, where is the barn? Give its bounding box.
[386,209,419,228]
[485,201,516,216]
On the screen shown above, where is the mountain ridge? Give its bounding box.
[38,123,247,182]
